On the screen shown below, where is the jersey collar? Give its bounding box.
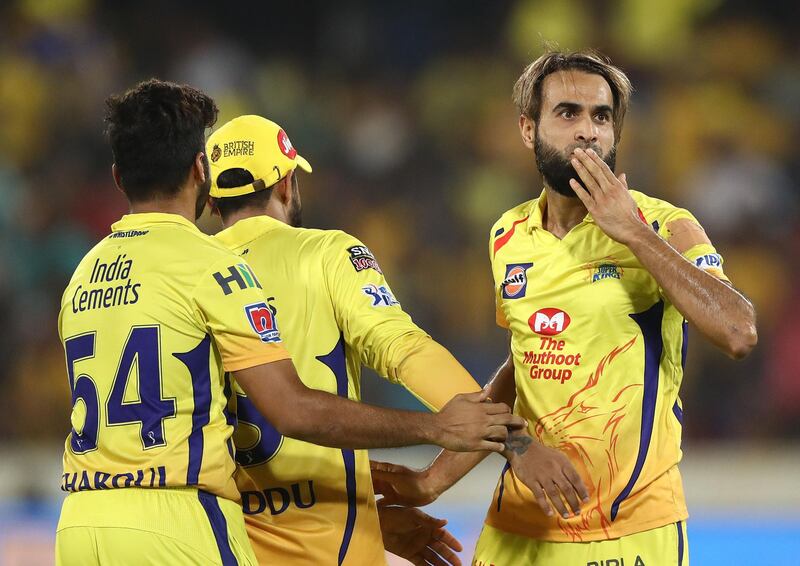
[214,215,286,249]
[111,212,199,232]
[526,189,594,233]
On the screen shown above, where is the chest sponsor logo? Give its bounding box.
[592,263,622,283]
[362,284,399,307]
[348,245,382,274]
[529,308,571,336]
[695,253,722,270]
[245,302,281,343]
[501,263,533,299]
[523,337,581,384]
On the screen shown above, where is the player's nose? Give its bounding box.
[574,116,598,144]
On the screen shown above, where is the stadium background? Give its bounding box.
[0,0,798,563]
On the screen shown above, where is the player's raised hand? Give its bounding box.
[371,460,441,507]
[569,147,645,245]
[379,506,463,566]
[432,390,527,453]
[507,438,590,519]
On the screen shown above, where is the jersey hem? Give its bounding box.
[485,510,689,543]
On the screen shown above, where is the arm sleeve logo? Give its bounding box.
[213,264,262,295]
[347,245,382,274]
[245,302,282,343]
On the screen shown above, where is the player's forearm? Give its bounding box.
[282,389,439,449]
[235,359,438,449]
[415,357,519,496]
[625,223,757,359]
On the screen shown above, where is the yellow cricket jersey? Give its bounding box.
[58,213,290,503]
[214,215,479,566]
[487,190,728,543]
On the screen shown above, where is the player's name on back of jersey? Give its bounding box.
[61,466,167,492]
[71,254,142,313]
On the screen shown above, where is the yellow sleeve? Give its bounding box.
[322,231,481,409]
[389,337,481,411]
[657,207,729,282]
[191,256,291,372]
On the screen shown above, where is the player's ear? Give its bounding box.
[275,170,293,206]
[111,163,124,194]
[193,152,207,184]
[519,114,535,149]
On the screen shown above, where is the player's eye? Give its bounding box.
[560,110,575,119]
[595,113,610,123]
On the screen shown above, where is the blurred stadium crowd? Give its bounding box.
[0,0,798,459]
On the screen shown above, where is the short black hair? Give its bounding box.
[212,168,273,221]
[105,78,218,201]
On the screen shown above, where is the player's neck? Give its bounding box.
[222,206,280,229]
[129,185,199,223]
[541,186,588,239]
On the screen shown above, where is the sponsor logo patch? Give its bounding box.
[245,302,281,343]
[591,263,622,283]
[501,263,533,299]
[695,253,722,270]
[348,245,382,274]
[277,129,297,159]
[529,308,571,336]
[362,284,399,307]
[223,140,255,157]
[213,263,262,295]
[210,144,222,162]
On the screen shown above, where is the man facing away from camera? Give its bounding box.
[203,114,586,565]
[372,50,757,566]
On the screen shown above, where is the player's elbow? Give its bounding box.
[724,322,758,360]
[269,409,310,439]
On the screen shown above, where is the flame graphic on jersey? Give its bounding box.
[493,216,529,257]
[533,336,638,541]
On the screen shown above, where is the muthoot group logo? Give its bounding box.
[529,308,571,336]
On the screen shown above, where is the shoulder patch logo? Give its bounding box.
[362,284,399,307]
[348,245,382,274]
[501,263,533,299]
[213,264,262,295]
[245,302,281,343]
[695,253,722,270]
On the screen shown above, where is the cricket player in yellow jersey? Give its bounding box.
[55,80,527,566]
[372,50,758,565]
[204,114,543,566]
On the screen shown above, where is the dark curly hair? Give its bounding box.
[105,79,218,201]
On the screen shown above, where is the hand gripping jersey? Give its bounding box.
[214,215,480,566]
[59,213,290,503]
[487,190,728,542]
